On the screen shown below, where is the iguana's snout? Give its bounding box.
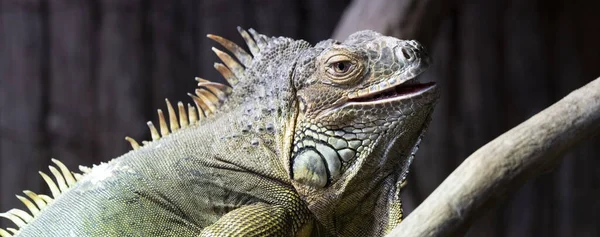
[344,37,431,100]
[289,30,438,189]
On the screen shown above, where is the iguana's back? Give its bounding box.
[17,112,309,236]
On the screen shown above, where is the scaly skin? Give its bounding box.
[0,28,438,237]
[289,31,437,236]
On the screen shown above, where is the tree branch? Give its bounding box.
[386,77,600,236]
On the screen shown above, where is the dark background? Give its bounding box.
[1,0,599,236]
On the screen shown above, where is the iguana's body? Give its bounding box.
[1,28,438,236]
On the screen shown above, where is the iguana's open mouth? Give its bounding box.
[347,80,437,104]
[315,77,438,119]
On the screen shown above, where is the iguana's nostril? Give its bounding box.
[401,48,413,60]
[397,40,430,64]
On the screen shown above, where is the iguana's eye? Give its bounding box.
[331,61,353,74]
[326,55,355,77]
[324,55,362,83]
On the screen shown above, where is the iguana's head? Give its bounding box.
[289,30,438,219]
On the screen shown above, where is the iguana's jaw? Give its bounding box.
[292,87,438,235]
[321,79,437,116]
[346,81,436,104]
[290,78,438,192]
[316,64,437,119]
[345,53,431,102]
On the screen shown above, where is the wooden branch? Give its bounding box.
[332,0,454,47]
[386,77,600,236]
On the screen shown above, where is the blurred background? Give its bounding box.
[1,0,599,236]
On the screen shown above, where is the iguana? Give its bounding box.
[0,27,438,236]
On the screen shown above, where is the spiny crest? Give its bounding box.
[0,159,87,236]
[0,27,269,236]
[125,27,268,150]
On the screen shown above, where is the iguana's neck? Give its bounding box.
[296,112,433,236]
[207,37,311,172]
